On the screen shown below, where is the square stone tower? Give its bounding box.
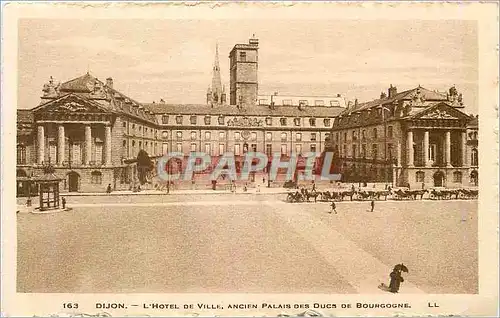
[229,36,259,108]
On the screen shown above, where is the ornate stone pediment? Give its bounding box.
[408,87,426,106]
[35,94,109,114]
[227,116,264,127]
[420,109,457,119]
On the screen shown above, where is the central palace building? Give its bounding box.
[16,36,478,194]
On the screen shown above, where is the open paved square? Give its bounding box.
[17,194,477,294]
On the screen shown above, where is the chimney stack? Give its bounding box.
[388,84,397,98]
[106,77,113,89]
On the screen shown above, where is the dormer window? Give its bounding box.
[162,115,169,124]
[218,115,225,125]
[240,51,247,62]
[190,116,197,125]
[204,115,211,125]
[293,118,301,126]
[176,115,183,124]
[323,118,331,127]
[309,118,316,126]
[280,118,287,126]
[265,117,272,126]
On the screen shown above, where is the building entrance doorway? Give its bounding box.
[67,172,80,192]
[433,171,445,187]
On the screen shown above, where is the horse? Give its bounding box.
[408,189,428,200]
[304,189,321,202]
[286,191,305,203]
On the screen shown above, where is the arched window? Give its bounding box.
[453,171,462,183]
[471,148,478,166]
[91,171,102,184]
[416,171,425,183]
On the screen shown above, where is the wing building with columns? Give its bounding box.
[325,85,479,189]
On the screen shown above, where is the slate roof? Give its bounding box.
[59,73,94,92]
[17,109,34,123]
[342,86,448,115]
[143,104,344,117]
[467,115,478,128]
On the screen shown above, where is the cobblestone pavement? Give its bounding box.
[17,194,477,294]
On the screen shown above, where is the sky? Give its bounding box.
[18,19,478,114]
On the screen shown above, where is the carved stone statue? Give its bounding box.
[42,76,60,97]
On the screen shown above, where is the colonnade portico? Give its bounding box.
[36,121,112,167]
[405,128,468,168]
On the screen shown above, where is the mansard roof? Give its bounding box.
[17,109,34,123]
[144,103,344,118]
[342,86,448,115]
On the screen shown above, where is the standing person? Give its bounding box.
[370,200,375,212]
[389,267,404,293]
[312,181,316,192]
[61,197,66,209]
[106,184,112,194]
[330,201,337,214]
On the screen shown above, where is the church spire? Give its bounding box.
[208,42,224,106]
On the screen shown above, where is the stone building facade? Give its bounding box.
[16,37,346,194]
[326,85,479,188]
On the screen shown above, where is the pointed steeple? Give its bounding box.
[210,42,223,105]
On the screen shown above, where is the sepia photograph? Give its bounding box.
[2,2,498,317]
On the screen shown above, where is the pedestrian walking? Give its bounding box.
[312,182,316,192]
[61,197,66,209]
[257,184,261,193]
[330,201,337,214]
[389,266,405,293]
[370,200,375,212]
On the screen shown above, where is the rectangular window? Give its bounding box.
[205,143,211,155]
[266,132,272,141]
[234,144,241,155]
[352,145,357,158]
[309,118,316,126]
[259,99,267,105]
[219,143,225,155]
[265,117,272,125]
[282,99,292,106]
[191,131,197,140]
[324,133,330,141]
[251,132,257,141]
[330,100,340,107]
[176,131,182,140]
[219,131,225,140]
[190,143,197,152]
[387,126,393,138]
[416,171,425,183]
[314,100,324,106]
[176,143,182,153]
[251,144,257,152]
[280,118,287,126]
[372,144,378,159]
[323,118,331,127]
[218,116,225,125]
[387,143,393,160]
[362,130,366,140]
[310,144,317,153]
[281,144,288,155]
[296,133,302,141]
[293,118,301,126]
[281,132,287,141]
[266,144,272,156]
[205,132,211,140]
[362,144,367,158]
[234,132,240,140]
[204,116,211,125]
[240,51,246,62]
[190,116,197,125]
[311,133,317,141]
[429,144,437,162]
[162,143,169,154]
[176,116,183,124]
[295,144,302,154]
[373,128,378,139]
[352,130,356,141]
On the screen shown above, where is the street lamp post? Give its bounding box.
[379,105,390,187]
[267,92,278,188]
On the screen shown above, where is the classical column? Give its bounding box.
[461,131,467,167]
[423,130,430,167]
[57,125,65,166]
[445,130,451,167]
[37,125,45,164]
[396,140,402,167]
[104,125,112,166]
[84,124,92,165]
[407,130,414,167]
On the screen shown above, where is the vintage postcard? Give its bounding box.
[1,1,498,317]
